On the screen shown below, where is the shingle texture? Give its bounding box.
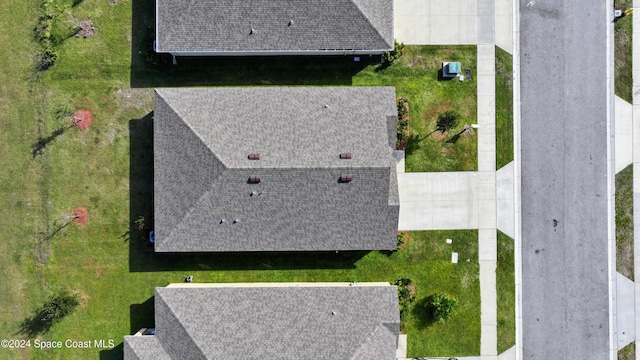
[154,87,399,252]
[156,0,393,53]
[124,285,400,360]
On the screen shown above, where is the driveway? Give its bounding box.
[394,0,478,45]
[398,172,479,230]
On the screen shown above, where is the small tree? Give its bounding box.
[436,110,461,133]
[425,292,458,324]
[19,291,79,337]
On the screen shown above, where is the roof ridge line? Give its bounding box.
[155,90,228,244]
[156,289,209,359]
[155,90,231,168]
[348,0,392,49]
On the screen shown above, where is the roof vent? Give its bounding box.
[220,219,226,224]
[250,191,257,196]
[288,19,294,26]
[249,175,261,183]
[331,311,336,315]
[339,153,352,159]
[233,219,240,224]
[339,174,352,183]
[248,153,260,160]
[323,104,329,108]
[249,28,255,35]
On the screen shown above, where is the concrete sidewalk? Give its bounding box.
[392,0,515,357]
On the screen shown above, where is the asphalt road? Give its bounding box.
[519,0,612,358]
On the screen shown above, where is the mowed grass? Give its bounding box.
[497,231,515,354]
[0,1,51,359]
[354,46,478,172]
[1,1,481,359]
[616,165,634,280]
[615,0,633,103]
[495,46,513,170]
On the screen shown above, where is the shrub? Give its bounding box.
[384,40,406,65]
[19,291,80,337]
[425,292,458,324]
[395,278,416,331]
[396,97,410,149]
[436,110,461,133]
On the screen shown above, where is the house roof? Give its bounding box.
[156,0,393,53]
[153,87,399,252]
[124,284,400,360]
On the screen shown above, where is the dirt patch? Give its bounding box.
[431,130,447,140]
[72,289,90,308]
[71,207,88,226]
[75,19,95,38]
[73,110,92,130]
[116,88,153,110]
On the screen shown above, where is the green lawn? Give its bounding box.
[615,0,633,103]
[497,231,515,354]
[0,1,481,359]
[354,46,478,172]
[620,341,636,360]
[0,0,49,359]
[495,46,513,170]
[617,165,634,280]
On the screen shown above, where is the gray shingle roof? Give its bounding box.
[154,87,399,252]
[124,284,400,360]
[156,0,393,53]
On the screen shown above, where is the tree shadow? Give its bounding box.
[412,297,437,328]
[17,312,53,338]
[130,0,373,88]
[17,292,79,338]
[405,132,435,157]
[445,126,474,144]
[31,123,76,159]
[99,342,124,360]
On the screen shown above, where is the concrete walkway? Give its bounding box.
[392,0,515,357]
[616,95,633,173]
[633,1,640,358]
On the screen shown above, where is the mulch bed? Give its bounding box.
[75,19,95,38]
[73,109,92,130]
[71,207,89,226]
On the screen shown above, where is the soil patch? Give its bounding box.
[71,207,88,226]
[73,110,92,130]
[431,130,447,141]
[75,19,95,38]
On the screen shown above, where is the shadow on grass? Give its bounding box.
[130,0,373,88]
[405,132,434,158]
[130,296,155,334]
[127,114,368,272]
[31,124,76,159]
[412,297,437,328]
[99,342,124,360]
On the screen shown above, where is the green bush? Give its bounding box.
[395,277,416,331]
[19,291,80,337]
[425,292,458,323]
[384,40,406,65]
[436,110,461,133]
[396,97,410,149]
